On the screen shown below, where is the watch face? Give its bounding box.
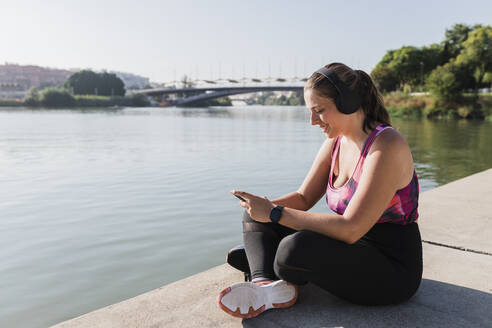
[270,206,283,223]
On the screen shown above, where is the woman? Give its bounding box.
[217,62,422,319]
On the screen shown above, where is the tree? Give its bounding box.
[455,26,492,90]
[483,72,492,89]
[386,46,422,87]
[420,43,447,73]
[65,70,100,95]
[374,44,445,90]
[427,64,458,101]
[65,70,125,96]
[24,87,40,106]
[370,66,399,92]
[40,88,75,107]
[442,23,474,61]
[98,72,125,96]
[377,50,396,67]
[426,61,474,101]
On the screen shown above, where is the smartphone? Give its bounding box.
[234,194,247,202]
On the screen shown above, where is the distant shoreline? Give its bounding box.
[1,92,491,121]
[384,92,492,120]
[0,93,150,108]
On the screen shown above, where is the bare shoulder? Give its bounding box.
[367,127,414,187]
[370,127,409,151]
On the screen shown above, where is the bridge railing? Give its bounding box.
[156,77,308,89]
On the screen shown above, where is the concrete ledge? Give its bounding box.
[419,168,492,254]
[53,169,492,328]
[53,244,491,328]
[53,263,244,328]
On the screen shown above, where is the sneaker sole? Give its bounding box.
[217,280,298,319]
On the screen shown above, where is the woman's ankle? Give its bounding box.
[251,277,274,284]
[252,277,273,282]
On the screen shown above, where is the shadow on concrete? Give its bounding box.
[241,279,492,328]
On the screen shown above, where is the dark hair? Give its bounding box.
[304,62,391,133]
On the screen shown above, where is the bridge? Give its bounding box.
[132,78,306,107]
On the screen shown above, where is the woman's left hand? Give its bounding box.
[230,190,275,223]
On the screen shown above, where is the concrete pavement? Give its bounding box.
[52,169,492,328]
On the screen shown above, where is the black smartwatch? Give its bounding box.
[269,205,284,224]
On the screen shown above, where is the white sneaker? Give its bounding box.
[217,280,298,319]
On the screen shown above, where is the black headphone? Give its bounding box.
[313,67,361,115]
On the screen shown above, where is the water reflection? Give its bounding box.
[162,105,309,121]
[160,106,492,188]
[393,118,492,187]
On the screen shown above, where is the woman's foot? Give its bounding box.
[217,280,298,319]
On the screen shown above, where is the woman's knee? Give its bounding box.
[273,230,316,284]
[275,230,314,267]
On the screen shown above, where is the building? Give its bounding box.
[0,63,152,98]
[0,63,72,90]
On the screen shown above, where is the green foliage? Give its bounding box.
[193,96,232,107]
[126,93,151,107]
[386,46,422,86]
[65,70,125,96]
[422,101,447,118]
[378,50,396,67]
[74,95,114,107]
[383,92,488,119]
[74,94,150,107]
[483,72,492,86]
[373,23,490,93]
[99,72,125,96]
[65,70,99,95]
[287,92,304,105]
[2,90,150,108]
[455,26,492,89]
[40,88,75,107]
[457,105,475,118]
[426,63,460,101]
[420,98,464,119]
[420,93,485,119]
[24,87,40,106]
[371,66,399,92]
[442,23,475,60]
[255,92,304,105]
[374,44,445,89]
[384,91,432,118]
[475,94,492,118]
[426,61,474,102]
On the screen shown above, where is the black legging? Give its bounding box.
[242,210,423,305]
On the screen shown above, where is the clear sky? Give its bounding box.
[1,0,491,82]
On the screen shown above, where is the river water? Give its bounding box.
[1,106,491,327]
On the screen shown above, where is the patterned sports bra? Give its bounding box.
[326,124,419,225]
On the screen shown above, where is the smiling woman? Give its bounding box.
[218,63,422,319]
[305,64,391,139]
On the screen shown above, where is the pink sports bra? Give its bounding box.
[326,124,419,225]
